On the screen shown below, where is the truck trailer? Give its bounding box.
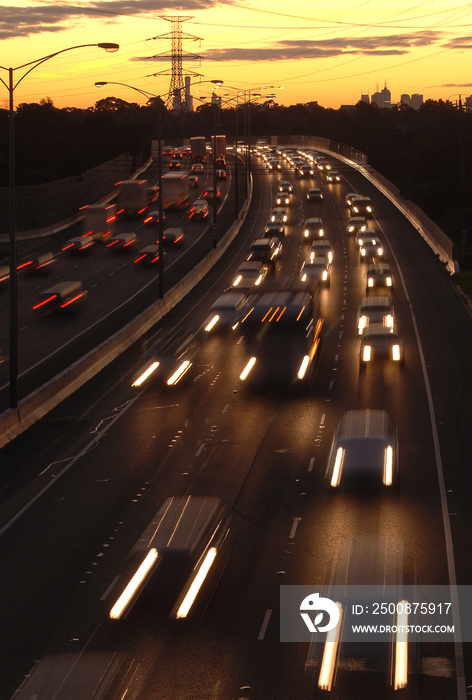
[160,171,190,210]
[117,179,149,217]
[81,203,117,242]
[190,136,206,162]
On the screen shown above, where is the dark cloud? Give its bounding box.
[182,31,442,63]
[0,1,220,39]
[441,36,472,50]
[429,82,472,88]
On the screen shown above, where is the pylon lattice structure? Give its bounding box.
[151,16,202,111]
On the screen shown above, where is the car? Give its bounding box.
[359,323,403,367]
[201,291,247,334]
[359,235,383,262]
[143,209,165,225]
[189,199,209,220]
[346,216,367,234]
[316,158,331,171]
[355,228,377,247]
[275,193,290,206]
[300,257,330,287]
[191,162,204,172]
[247,238,282,265]
[18,252,57,274]
[32,281,88,316]
[271,207,289,223]
[263,222,285,238]
[307,187,323,202]
[188,174,199,188]
[303,217,324,240]
[297,164,315,178]
[325,409,398,487]
[326,170,341,182]
[231,261,269,291]
[163,227,184,247]
[266,158,281,171]
[309,240,333,264]
[133,244,161,265]
[203,186,221,201]
[356,296,394,334]
[278,181,293,193]
[350,195,373,217]
[216,169,227,181]
[345,192,361,208]
[106,232,137,251]
[62,236,94,254]
[168,160,181,170]
[366,263,393,292]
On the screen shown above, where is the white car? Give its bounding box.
[202,291,247,334]
[326,409,398,488]
[300,257,330,287]
[356,296,394,334]
[309,240,333,264]
[271,207,289,223]
[347,216,367,234]
[231,261,269,291]
[359,324,403,367]
[303,217,324,240]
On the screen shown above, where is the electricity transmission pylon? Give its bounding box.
[150,16,202,111]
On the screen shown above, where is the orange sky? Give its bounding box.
[1,1,472,110]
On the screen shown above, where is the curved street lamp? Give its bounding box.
[0,42,119,409]
[94,79,223,297]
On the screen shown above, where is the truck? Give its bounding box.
[81,203,117,242]
[160,171,190,210]
[211,134,226,161]
[116,179,149,217]
[190,135,207,162]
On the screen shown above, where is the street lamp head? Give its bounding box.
[97,43,120,52]
[211,80,224,86]
[95,81,108,87]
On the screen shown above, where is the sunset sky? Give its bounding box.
[1,0,472,110]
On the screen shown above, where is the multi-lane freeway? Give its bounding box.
[0,145,471,699]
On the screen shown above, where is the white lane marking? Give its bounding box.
[289,518,301,538]
[308,457,315,472]
[258,609,272,640]
[195,443,205,457]
[329,380,334,389]
[101,575,121,601]
[0,393,141,538]
[222,403,229,413]
[381,222,466,700]
[320,413,326,426]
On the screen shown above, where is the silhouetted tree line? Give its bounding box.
[1,95,471,243]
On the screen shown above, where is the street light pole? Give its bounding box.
[0,42,119,409]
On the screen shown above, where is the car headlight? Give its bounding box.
[392,344,401,361]
[322,271,328,281]
[233,274,242,286]
[362,345,372,362]
[328,252,333,263]
[240,356,256,380]
[348,225,354,232]
[319,229,324,237]
[297,355,310,380]
[378,247,383,256]
[385,314,394,328]
[358,316,367,334]
[304,230,309,237]
[386,277,393,286]
[361,248,366,256]
[367,277,374,287]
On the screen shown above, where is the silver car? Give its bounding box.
[326,409,398,488]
